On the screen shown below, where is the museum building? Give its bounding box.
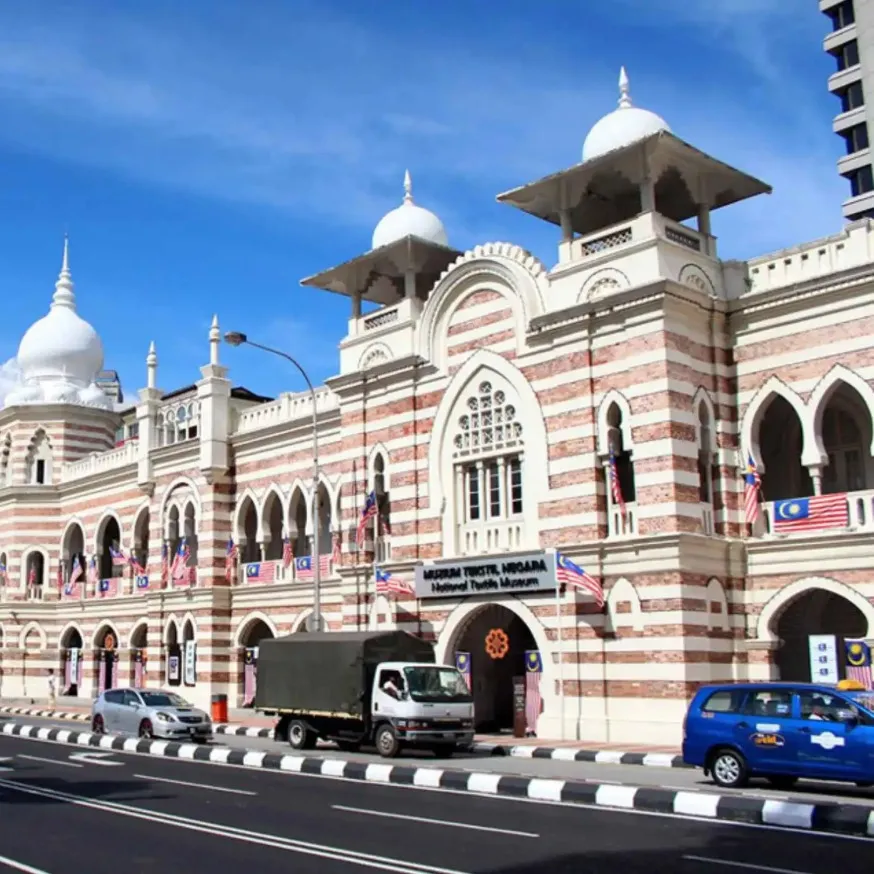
[0,70,872,745]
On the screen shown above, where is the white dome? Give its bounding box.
[372,171,448,250]
[582,67,671,162]
[4,239,111,411]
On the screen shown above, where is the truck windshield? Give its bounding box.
[403,667,473,703]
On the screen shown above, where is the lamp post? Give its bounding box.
[224,331,322,632]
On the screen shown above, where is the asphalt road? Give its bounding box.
[6,713,872,810]
[0,732,871,874]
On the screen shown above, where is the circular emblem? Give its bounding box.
[485,628,509,660]
[103,633,116,651]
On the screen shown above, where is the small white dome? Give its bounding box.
[582,67,671,162]
[372,170,448,250]
[5,239,111,411]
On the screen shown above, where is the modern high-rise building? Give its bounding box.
[822,0,874,220]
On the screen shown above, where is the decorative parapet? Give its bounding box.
[233,387,339,435]
[59,440,138,483]
[436,242,550,293]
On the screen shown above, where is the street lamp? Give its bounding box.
[224,331,323,632]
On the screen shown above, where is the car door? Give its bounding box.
[101,689,124,731]
[118,689,143,735]
[737,688,799,774]
[793,690,869,779]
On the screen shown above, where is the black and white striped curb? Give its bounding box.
[2,720,872,838]
[211,723,692,768]
[0,704,690,767]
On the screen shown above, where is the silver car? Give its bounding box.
[91,687,213,741]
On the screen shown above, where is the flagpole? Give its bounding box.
[555,559,565,741]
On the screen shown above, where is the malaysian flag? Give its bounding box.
[128,552,145,575]
[455,652,471,690]
[245,562,275,584]
[69,555,83,586]
[171,538,190,582]
[742,454,761,525]
[161,542,169,587]
[375,567,414,597]
[524,650,543,736]
[109,545,128,567]
[332,532,342,565]
[608,449,626,516]
[772,493,848,533]
[556,551,604,607]
[98,577,118,598]
[282,537,293,569]
[0,559,6,585]
[357,490,378,547]
[845,639,874,690]
[87,556,99,589]
[225,539,238,583]
[135,574,150,590]
[27,565,36,590]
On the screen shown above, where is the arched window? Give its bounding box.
[0,434,11,486]
[697,401,715,534]
[604,402,636,536]
[452,380,524,554]
[372,456,390,562]
[26,430,53,485]
[156,402,200,447]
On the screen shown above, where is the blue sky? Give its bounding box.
[0,0,845,403]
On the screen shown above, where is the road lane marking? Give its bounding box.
[68,751,122,766]
[682,856,815,874]
[133,773,257,796]
[17,754,83,769]
[331,805,539,838]
[0,852,54,874]
[0,778,469,874]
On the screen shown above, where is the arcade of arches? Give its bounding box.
[452,604,536,733]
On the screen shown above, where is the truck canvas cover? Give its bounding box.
[253,630,434,717]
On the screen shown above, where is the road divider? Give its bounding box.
[0,704,690,769]
[1,719,872,839]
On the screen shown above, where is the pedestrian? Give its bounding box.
[47,668,56,708]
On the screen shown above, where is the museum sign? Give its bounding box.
[414,551,557,600]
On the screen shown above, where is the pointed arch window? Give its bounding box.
[452,380,525,554]
[697,401,716,535]
[26,431,53,485]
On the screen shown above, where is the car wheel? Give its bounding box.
[287,720,316,751]
[91,714,105,735]
[375,724,401,759]
[709,748,749,789]
[766,775,798,790]
[138,719,154,739]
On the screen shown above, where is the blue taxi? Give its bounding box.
[682,681,874,789]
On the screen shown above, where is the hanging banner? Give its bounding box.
[808,634,839,684]
[183,640,197,686]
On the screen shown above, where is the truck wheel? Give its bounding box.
[287,720,316,751]
[375,724,401,758]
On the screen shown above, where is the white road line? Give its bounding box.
[682,855,815,874]
[133,773,257,796]
[16,754,83,769]
[331,804,539,838]
[0,852,54,874]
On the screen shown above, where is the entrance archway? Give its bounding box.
[453,604,536,733]
[59,627,83,696]
[94,625,119,694]
[239,618,275,707]
[775,589,868,682]
[130,623,148,688]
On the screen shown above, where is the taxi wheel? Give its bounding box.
[709,748,749,789]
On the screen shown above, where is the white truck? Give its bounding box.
[254,630,475,758]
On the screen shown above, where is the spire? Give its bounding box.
[403,169,413,204]
[209,314,220,366]
[146,341,157,389]
[51,234,76,310]
[618,66,632,109]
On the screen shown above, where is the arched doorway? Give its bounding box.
[97,516,123,581]
[94,626,119,693]
[130,624,148,687]
[453,604,536,733]
[775,588,869,682]
[59,627,83,696]
[239,619,275,707]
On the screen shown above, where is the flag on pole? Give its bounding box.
[357,491,378,547]
[282,537,293,569]
[772,494,849,533]
[455,652,471,690]
[608,449,626,517]
[161,542,169,587]
[524,650,543,736]
[555,552,604,607]
[375,567,414,597]
[0,557,6,585]
[742,453,761,525]
[69,555,83,585]
[245,562,276,584]
[845,639,874,690]
[109,545,128,567]
[171,538,190,581]
[225,539,238,583]
[332,532,342,565]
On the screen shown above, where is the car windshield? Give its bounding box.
[139,691,190,708]
[847,692,874,714]
[403,666,472,703]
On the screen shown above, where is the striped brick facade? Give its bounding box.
[2,213,874,744]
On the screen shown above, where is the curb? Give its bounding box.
[0,705,689,768]
[2,720,872,838]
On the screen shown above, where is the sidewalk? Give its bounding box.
[0,697,685,765]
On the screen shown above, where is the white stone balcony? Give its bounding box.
[457,518,526,556]
[608,502,638,538]
[59,440,138,483]
[339,296,422,375]
[233,387,339,436]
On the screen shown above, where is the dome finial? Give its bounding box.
[403,169,413,204]
[52,234,76,310]
[618,66,632,109]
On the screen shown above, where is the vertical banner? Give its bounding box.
[75,651,82,688]
[64,651,72,688]
[243,647,258,706]
[524,650,543,737]
[97,657,106,694]
[183,640,197,686]
[168,652,181,685]
[455,652,471,690]
[808,634,839,684]
[110,652,119,688]
[133,650,144,688]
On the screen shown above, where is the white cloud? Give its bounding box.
[0,358,21,408]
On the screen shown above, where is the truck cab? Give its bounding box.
[371,661,475,757]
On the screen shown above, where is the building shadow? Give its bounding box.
[0,774,172,805]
